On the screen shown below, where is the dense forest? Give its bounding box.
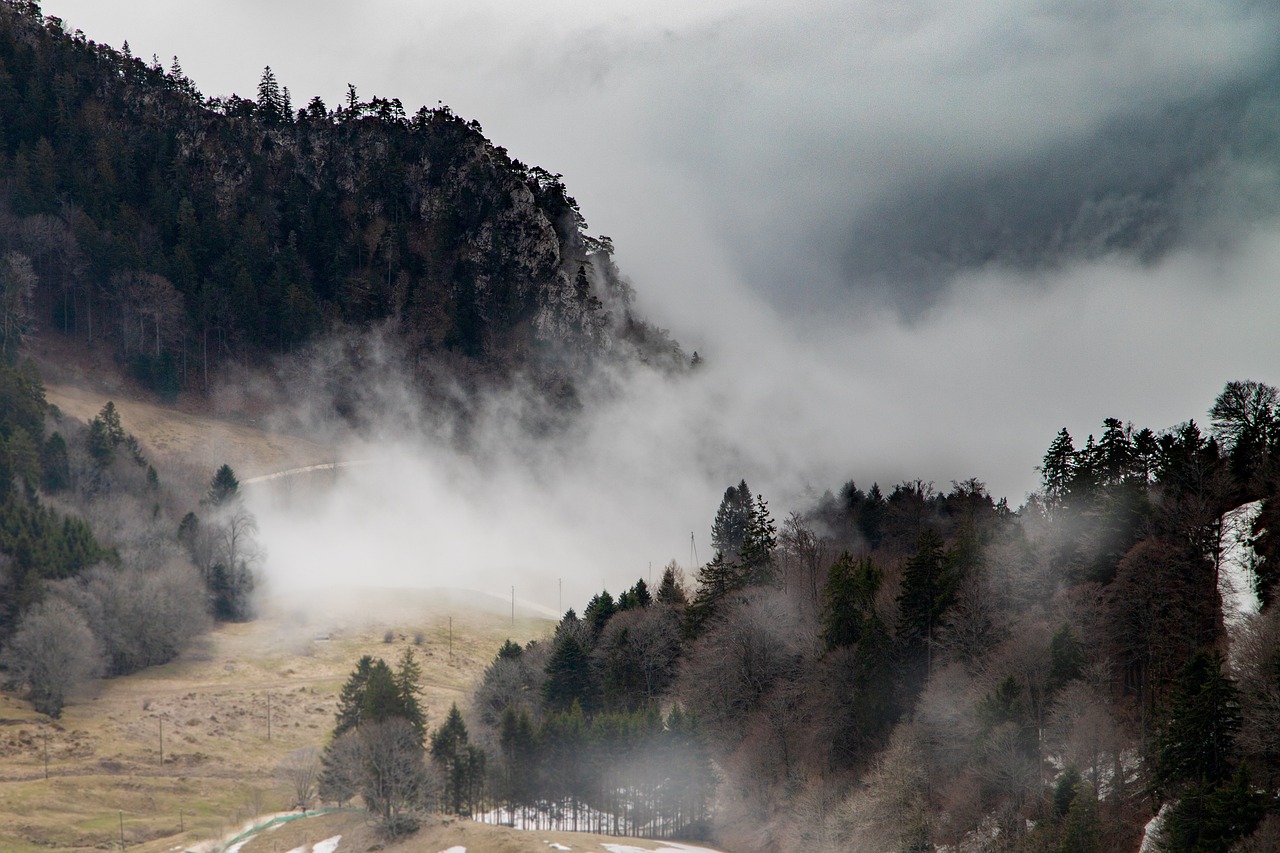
[423,380,1280,853]
[0,1,684,407]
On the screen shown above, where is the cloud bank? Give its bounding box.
[42,0,1280,607]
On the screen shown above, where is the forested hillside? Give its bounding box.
[449,380,1280,853]
[0,1,683,404]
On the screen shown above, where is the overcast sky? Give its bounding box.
[40,1,1280,605]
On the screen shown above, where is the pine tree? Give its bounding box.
[360,658,403,724]
[257,66,282,123]
[657,563,687,607]
[543,633,596,713]
[822,551,882,651]
[206,464,239,506]
[710,480,753,560]
[1057,782,1100,853]
[739,492,778,586]
[394,647,426,742]
[1040,428,1076,507]
[333,655,374,738]
[430,703,474,814]
[584,590,616,636]
[1154,650,1242,794]
[1047,623,1086,694]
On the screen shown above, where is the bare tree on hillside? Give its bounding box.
[1,598,101,717]
[278,746,322,809]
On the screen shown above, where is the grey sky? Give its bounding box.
[39,1,1280,606]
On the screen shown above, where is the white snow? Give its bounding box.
[1138,803,1171,853]
[225,838,256,853]
[1220,501,1262,630]
[547,845,572,851]
[596,840,721,845]
[283,847,308,853]
[313,836,342,853]
[435,847,466,853]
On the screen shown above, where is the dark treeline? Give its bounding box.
[0,1,684,407]
[445,379,1280,852]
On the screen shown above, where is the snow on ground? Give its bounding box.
[434,847,466,853]
[1221,501,1262,630]
[225,838,256,853]
[547,844,572,851]
[1139,803,1171,852]
[312,837,342,853]
[596,840,727,845]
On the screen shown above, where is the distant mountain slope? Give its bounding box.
[0,2,683,400]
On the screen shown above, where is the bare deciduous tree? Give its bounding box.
[779,511,831,615]
[1,598,101,717]
[63,562,209,676]
[278,746,322,809]
[361,717,431,835]
[319,730,364,807]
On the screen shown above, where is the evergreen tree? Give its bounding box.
[360,658,403,723]
[710,480,753,560]
[430,703,476,814]
[822,551,883,651]
[1154,650,1242,795]
[1057,782,1101,853]
[394,647,426,742]
[739,492,778,586]
[656,563,687,607]
[206,463,239,506]
[1040,428,1076,507]
[333,655,374,738]
[1047,623,1086,694]
[583,590,616,636]
[543,633,596,713]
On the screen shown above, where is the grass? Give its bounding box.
[0,591,555,853]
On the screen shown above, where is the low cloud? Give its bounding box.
[41,0,1280,607]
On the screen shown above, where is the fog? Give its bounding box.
[40,0,1280,610]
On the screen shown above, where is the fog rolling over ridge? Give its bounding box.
[42,0,1280,601]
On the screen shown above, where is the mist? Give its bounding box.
[39,0,1280,607]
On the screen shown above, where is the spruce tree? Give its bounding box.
[543,633,596,713]
[394,647,426,742]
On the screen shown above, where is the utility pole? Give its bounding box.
[119,810,124,849]
[448,616,453,661]
[43,732,48,779]
[179,808,184,833]
[558,578,562,615]
[266,693,272,741]
[510,585,514,626]
[158,717,163,766]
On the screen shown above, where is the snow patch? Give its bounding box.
[1139,803,1171,852]
[601,840,727,845]
[547,845,572,851]
[283,847,307,853]
[1220,501,1262,630]
[313,836,342,853]
[435,847,466,853]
